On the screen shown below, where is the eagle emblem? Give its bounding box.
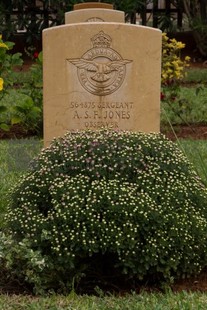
[67,31,132,96]
[69,59,132,82]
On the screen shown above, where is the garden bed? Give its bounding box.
[1,263,207,295]
[1,123,207,140]
[161,124,207,140]
[0,124,36,139]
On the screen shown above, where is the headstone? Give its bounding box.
[43,8,162,147]
[73,3,113,10]
[65,9,124,24]
[65,3,124,24]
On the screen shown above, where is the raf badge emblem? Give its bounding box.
[68,31,132,96]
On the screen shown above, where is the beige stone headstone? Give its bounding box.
[73,3,113,10]
[65,9,125,24]
[43,23,161,147]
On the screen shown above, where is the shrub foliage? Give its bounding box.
[161,33,190,85]
[3,130,207,293]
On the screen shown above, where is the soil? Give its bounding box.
[1,123,207,141]
[171,269,207,293]
[0,124,36,139]
[161,124,207,141]
[2,268,207,295]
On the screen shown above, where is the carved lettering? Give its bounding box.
[69,101,134,130]
[85,121,119,129]
[73,111,81,119]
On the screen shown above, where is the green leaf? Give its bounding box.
[32,107,41,113]
[14,97,35,113]
[0,123,10,131]
[11,53,23,66]
[11,116,22,125]
[38,51,43,63]
[4,41,15,50]
[0,106,7,113]
[34,82,43,88]
[13,106,27,113]
[24,97,35,107]
[196,86,204,96]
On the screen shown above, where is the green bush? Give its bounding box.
[3,129,207,294]
[0,51,43,136]
[13,52,43,135]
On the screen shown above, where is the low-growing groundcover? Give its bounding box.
[2,129,207,294]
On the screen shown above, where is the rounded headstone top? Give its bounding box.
[73,3,114,10]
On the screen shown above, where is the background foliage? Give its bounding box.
[0,1,206,56]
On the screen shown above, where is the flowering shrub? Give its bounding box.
[4,129,207,293]
[161,34,191,127]
[0,35,23,89]
[0,35,8,92]
[0,35,9,129]
[0,77,3,92]
[162,33,190,85]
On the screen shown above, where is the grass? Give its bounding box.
[161,85,207,125]
[184,67,207,84]
[0,138,42,226]
[0,290,207,309]
[178,139,207,185]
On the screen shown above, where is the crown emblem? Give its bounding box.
[91,31,112,48]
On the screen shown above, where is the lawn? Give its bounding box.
[0,138,42,225]
[1,290,207,309]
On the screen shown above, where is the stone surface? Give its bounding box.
[65,9,124,24]
[43,23,161,146]
[73,3,113,10]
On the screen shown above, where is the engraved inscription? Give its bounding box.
[69,101,134,129]
[67,31,132,96]
[86,17,104,22]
